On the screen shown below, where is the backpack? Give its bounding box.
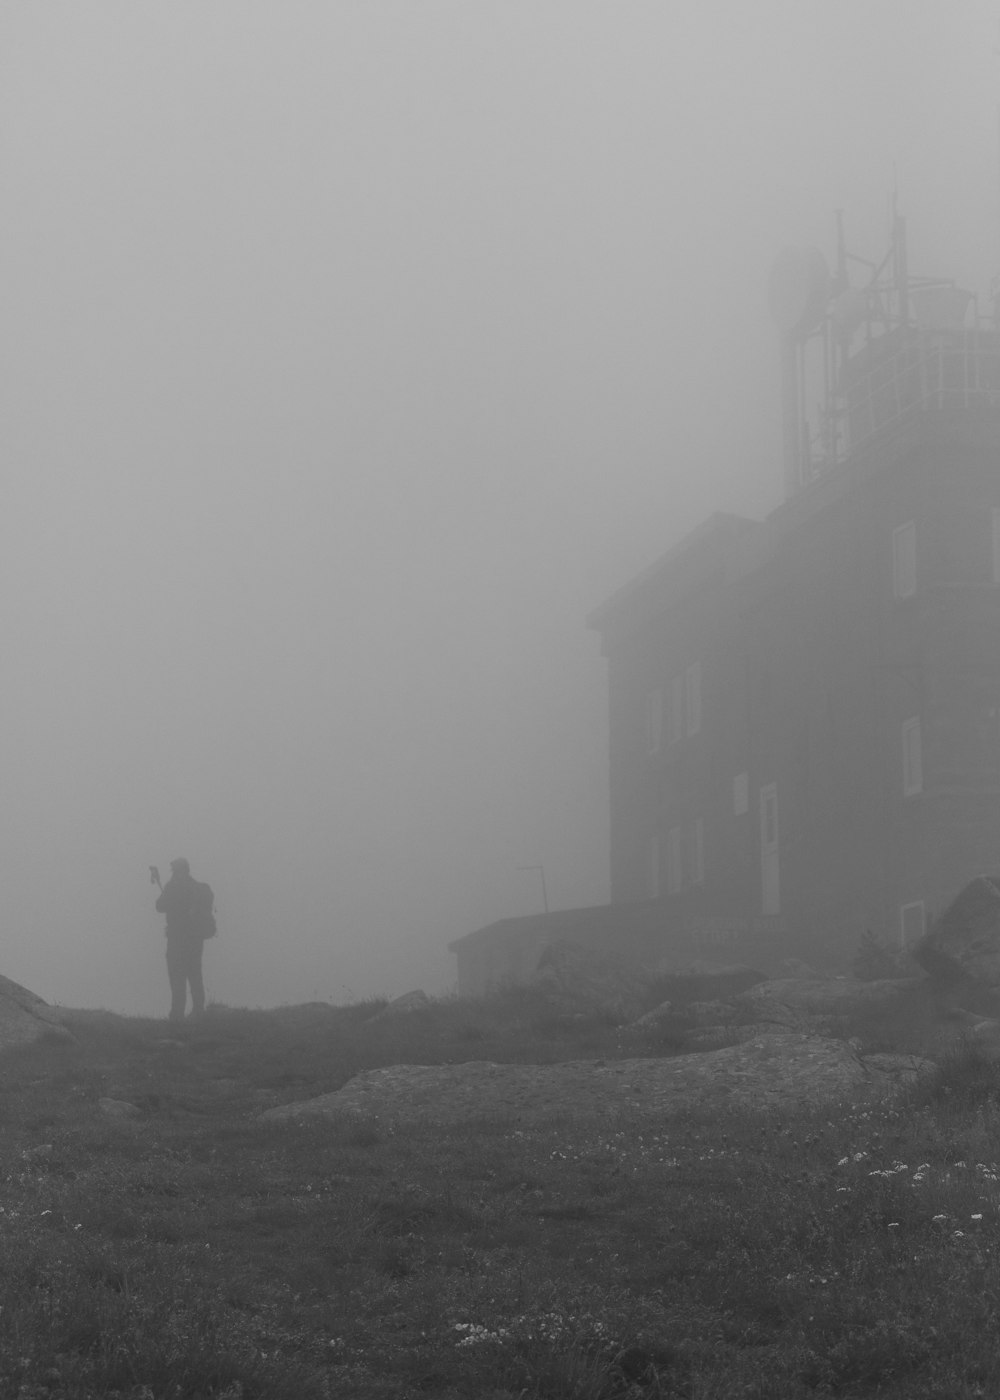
[192,880,217,940]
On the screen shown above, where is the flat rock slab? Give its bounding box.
[260,1032,928,1127]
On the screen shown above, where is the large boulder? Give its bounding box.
[0,975,72,1049]
[529,940,650,1019]
[259,1032,927,1125]
[913,877,1000,987]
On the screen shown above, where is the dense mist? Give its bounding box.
[1,3,998,1014]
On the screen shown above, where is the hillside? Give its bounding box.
[2,989,1000,1398]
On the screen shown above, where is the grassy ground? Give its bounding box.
[3,987,1000,1398]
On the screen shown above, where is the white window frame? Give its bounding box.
[684,661,702,737]
[644,688,663,755]
[902,716,923,796]
[666,825,683,895]
[892,521,916,599]
[900,900,926,949]
[992,507,1000,584]
[692,817,705,885]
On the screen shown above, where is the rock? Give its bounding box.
[914,876,1000,987]
[529,941,650,1019]
[0,975,74,1050]
[98,1098,140,1119]
[734,977,923,1024]
[653,962,766,1004]
[259,1032,928,1126]
[376,990,431,1018]
[626,1000,673,1030]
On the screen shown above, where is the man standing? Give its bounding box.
[154,857,216,1022]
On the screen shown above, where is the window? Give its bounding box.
[992,508,1000,584]
[647,835,660,899]
[692,817,705,885]
[644,688,663,755]
[892,521,916,599]
[900,900,926,949]
[669,674,684,745]
[685,661,702,736]
[666,826,683,894]
[733,772,749,816]
[902,717,923,796]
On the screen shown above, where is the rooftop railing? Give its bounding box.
[840,327,1000,462]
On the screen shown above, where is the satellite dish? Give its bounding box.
[767,246,830,338]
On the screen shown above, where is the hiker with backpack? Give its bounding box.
[151,857,216,1022]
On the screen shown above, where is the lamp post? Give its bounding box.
[516,864,549,915]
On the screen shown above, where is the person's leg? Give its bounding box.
[165,941,187,1021]
[187,939,206,1017]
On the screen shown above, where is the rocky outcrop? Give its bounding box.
[0,975,72,1050]
[259,1031,927,1126]
[914,876,1000,987]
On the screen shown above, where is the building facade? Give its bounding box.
[589,330,1000,970]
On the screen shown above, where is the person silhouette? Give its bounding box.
[153,857,215,1021]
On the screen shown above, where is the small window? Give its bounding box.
[666,826,683,894]
[647,834,660,899]
[669,674,684,745]
[900,900,925,949]
[992,508,1000,584]
[902,716,923,796]
[692,817,705,885]
[685,662,702,736]
[892,521,916,599]
[733,772,749,816]
[644,689,663,755]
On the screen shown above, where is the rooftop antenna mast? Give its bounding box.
[993,19,1000,320]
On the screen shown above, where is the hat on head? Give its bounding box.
[170,857,190,874]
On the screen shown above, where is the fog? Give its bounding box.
[1,3,997,1014]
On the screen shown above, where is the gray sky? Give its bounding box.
[1,2,998,1013]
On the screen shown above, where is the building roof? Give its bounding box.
[587,510,768,634]
[448,900,666,951]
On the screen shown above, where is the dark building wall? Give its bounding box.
[593,411,1000,967]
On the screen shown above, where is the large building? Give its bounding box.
[589,222,1000,970]
[452,220,1000,995]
